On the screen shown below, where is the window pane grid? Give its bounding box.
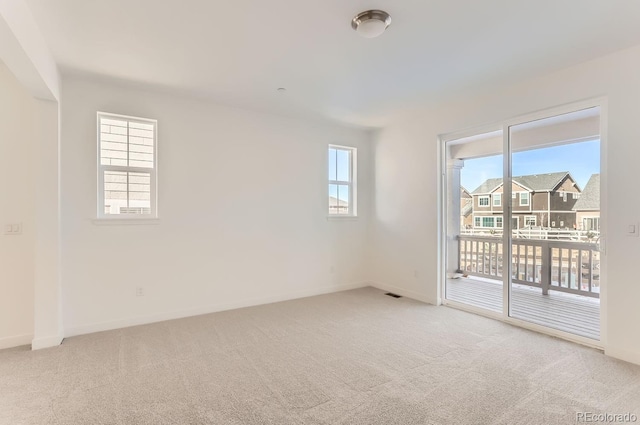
[328,146,355,216]
[99,113,156,217]
[100,118,154,169]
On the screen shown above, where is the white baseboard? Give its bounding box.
[65,282,369,338]
[0,333,33,350]
[605,346,640,366]
[31,334,64,350]
[368,281,436,305]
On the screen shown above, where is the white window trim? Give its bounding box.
[583,217,600,231]
[478,196,490,207]
[96,112,158,220]
[473,215,502,228]
[328,144,357,218]
[493,193,502,207]
[524,215,537,226]
[519,192,530,206]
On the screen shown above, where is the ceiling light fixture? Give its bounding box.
[351,10,391,39]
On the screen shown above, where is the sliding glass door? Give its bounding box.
[444,105,602,342]
[507,108,601,340]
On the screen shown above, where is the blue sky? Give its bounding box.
[329,147,351,201]
[461,139,600,192]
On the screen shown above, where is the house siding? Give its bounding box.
[493,182,531,212]
[576,211,600,230]
[469,174,583,229]
[532,192,548,211]
[549,175,580,211]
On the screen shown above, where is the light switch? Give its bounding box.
[627,223,639,237]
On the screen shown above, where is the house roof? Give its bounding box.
[573,174,600,211]
[471,172,571,194]
[472,178,504,195]
[329,196,348,207]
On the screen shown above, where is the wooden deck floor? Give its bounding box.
[445,277,600,340]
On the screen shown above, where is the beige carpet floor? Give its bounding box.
[1,287,639,425]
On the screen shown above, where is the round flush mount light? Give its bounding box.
[351,10,391,38]
[277,87,286,93]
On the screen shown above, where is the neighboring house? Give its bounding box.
[460,186,473,229]
[471,172,581,229]
[573,173,600,231]
[329,196,349,214]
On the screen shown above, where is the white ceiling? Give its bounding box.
[24,0,640,127]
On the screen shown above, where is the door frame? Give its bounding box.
[438,97,607,350]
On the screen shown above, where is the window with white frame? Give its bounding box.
[519,192,530,206]
[98,112,157,218]
[524,216,537,226]
[493,193,502,207]
[328,145,356,216]
[583,217,600,231]
[479,196,490,207]
[474,216,501,228]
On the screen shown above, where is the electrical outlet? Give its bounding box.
[4,223,22,235]
[136,287,145,297]
[414,270,419,279]
[330,265,335,274]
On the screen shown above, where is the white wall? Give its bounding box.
[0,62,36,348]
[0,0,62,350]
[32,98,62,350]
[61,77,372,336]
[371,43,640,365]
[0,0,60,100]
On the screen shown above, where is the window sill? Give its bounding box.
[92,218,160,226]
[327,215,358,221]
